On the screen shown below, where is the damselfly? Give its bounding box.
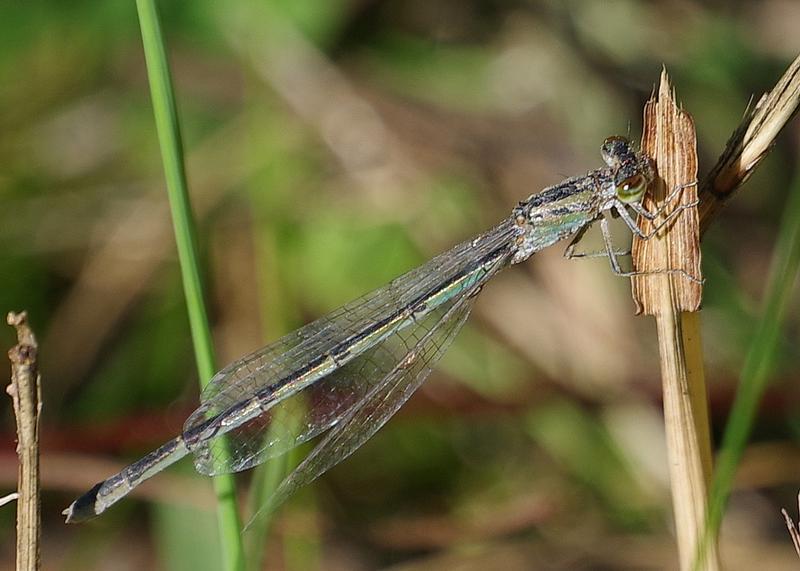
[64,136,697,523]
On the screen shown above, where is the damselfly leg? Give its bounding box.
[627,181,698,221]
[564,180,702,283]
[562,224,631,259]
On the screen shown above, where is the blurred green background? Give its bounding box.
[2,1,800,569]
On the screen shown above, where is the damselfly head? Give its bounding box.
[601,136,653,204]
[600,135,633,167]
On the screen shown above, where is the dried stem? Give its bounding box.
[699,53,800,234]
[6,311,42,571]
[631,71,719,571]
[781,493,800,560]
[630,52,800,568]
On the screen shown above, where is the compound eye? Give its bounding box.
[615,173,647,203]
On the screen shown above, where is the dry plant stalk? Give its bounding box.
[632,72,703,314]
[699,53,800,234]
[6,311,42,571]
[782,493,800,560]
[631,71,719,571]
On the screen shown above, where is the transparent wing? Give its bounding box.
[189,240,512,476]
[191,338,404,474]
[244,269,491,526]
[194,219,516,408]
[184,220,518,473]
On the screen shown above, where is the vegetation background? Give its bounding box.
[1,1,799,569]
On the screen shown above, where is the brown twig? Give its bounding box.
[631,71,719,571]
[698,53,800,234]
[628,52,800,569]
[6,311,42,571]
[781,492,800,560]
[632,72,703,314]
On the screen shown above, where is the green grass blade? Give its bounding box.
[699,174,800,566]
[135,1,245,569]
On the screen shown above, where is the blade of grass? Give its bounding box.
[135,2,245,569]
[702,170,800,560]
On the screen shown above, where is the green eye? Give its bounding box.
[615,174,647,203]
